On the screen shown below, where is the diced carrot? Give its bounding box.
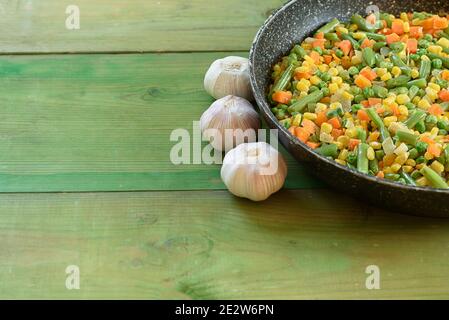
[433,16,449,30]
[386,33,401,44]
[376,171,385,179]
[368,98,382,106]
[294,71,311,80]
[392,19,405,35]
[421,136,435,145]
[312,38,326,50]
[360,67,377,81]
[328,117,341,129]
[288,126,297,136]
[331,128,343,139]
[338,40,352,56]
[323,55,333,64]
[315,32,325,39]
[294,127,311,143]
[367,131,380,142]
[378,161,384,170]
[379,28,392,35]
[376,106,385,114]
[306,141,320,149]
[301,119,316,134]
[357,109,370,121]
[272,91,293,104]
[381,20,388,29]
[422,17,435,30]
[390,104,400,116]
[428,104,444,115]
[442,70,449,81]
[309,50,322,64]
[341,56,352,69]
[439,90,449,102]
[406,38,418,53]
[354,74,372,89]
[361,100,370,107]
[320,97,331,104]
[428,143,442,157]
[315,111,328,126]
[348,139,361,151]
[400,34,409,43]
[409,26,423,39]
[361,38,375,49]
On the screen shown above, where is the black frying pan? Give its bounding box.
[249,0,449,217]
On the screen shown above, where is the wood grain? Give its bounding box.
[0,0,283,53]
[0,52,322,192]
[0,189,448,299]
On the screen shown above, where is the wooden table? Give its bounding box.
[1,0,449,299]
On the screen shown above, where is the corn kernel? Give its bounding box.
[383,154,397,166]
[412,96,421,105]
[428,83,441,92]
[335,159,346,166]
[300,91,308,98]
[332,76,343,85]
[336,26,349,34]
[402,165,413,173]
[418,98,431,110]
[370,141,382,150]
[328,67,339,77]
[391,163,402,173]
[321,122,333,134]
[405,159,416,167]
[416,176,428,186]
[430,161,445,175]
[384,96,396,105]
[330,102,342,110]
[351,55,363,65]
[391,66,402,77]
[384,116,398,127]
[310,75,321,85]
[428,45,443,55]
[338,149,349,160]
[400,12,409,22]
[424,151,434,160]
[426,88,439,101]
[329,83,339,94]
[296,81,310,92]
[367,147,375,161]
[437,37,449,48]
[381,73,392,82]
[430,127,440,138]
[304,55,316,65]
[320,132,334,143]
[318,64,329,73]
[304,112,317,121]
[396,94,410,105]
[395,152,409,165]
[345,128,358,138]
[383,166,393,174]
[342,91,354,101]
[416,163,425,170]
[403,22,410,33]
[376,68,388,77]
[337,136,350,148]
[315,103,327,113]
[292,114,302,127]
[411,68,420,79]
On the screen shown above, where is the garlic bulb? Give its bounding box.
[200,95,260,152]
[221,142,287,201]
[204,56,253,101]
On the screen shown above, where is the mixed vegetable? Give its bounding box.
[268,11,449,189]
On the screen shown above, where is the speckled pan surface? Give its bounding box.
[250,0,449,217]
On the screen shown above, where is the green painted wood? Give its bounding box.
[0,189,448,299]
[0,52,322,192]
[0,0,283,53]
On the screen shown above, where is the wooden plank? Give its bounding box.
[0,0,283,53]
[0,52,322,192]
[0,189,448,299]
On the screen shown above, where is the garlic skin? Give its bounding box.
[200,95,260,152]
[204,56,253,101]
[221,142,287,201]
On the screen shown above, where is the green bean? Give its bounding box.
[366,108,390,141]
[293,45,307,59]
[427,53,449,68]
[362,47,376,67]
[385,173,401,181]
[390,53,411,76]
[407,78,427,89]
[380,13,392,28]
[341,33,360,50]
[373,41,387,52]
[317,18,340,34]
[421,166,449,189]
[396,130,418,146]
[351,14,379,32]
[288,90,324,113]
[418,59,432,79]
[400,171,417,186]
[386,75,411,89]
[369,158,379,174]
[373,85,388,98]
[442,102,449,111]
[324,33,340,41]
[357,143,369,174]
[408,85,420,100]
[271,64,295,94]
[365,32,387,42]
[316,144,339,158]
[404,109,426,129]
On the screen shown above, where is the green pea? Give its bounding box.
[314,47,323,55]
[418,39,430,48]
[409,148,419,159]
[354,94,365,103]
[439,129,448,136]
[415,156,427,164]
[321,73,331,82]
[416,141,428,154]
[348,66,359,76]
[335,49,344,58]
[410,54,420,61]
[309,86,319,93]
[351,104,363,112]
[415,120,426,133]
[432,59,443,69]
